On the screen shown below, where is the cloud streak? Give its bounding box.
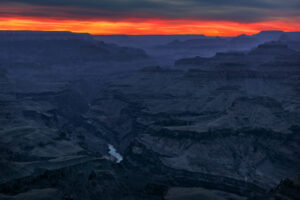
[1,0,300,22]
[1,16,299,36]
[0,0,299,35]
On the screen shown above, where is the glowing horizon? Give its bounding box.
[1,0,299,36]
[1,16,300,36]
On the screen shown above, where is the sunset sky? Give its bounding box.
[0,0,300,36]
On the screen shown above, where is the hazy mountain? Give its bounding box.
[93,35,208,48]
[0,31,93,41]
[175,41,300,69]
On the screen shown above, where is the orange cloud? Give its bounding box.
[0,16,299,36]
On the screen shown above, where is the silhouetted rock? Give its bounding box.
[249,42,296,57]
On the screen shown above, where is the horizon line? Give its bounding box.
[0,29,296,37]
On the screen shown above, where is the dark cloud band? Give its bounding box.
[0,0,299,22]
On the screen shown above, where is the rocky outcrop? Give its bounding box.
[250,174,300,200]
[248,42,296,57]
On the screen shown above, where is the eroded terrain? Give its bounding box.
[0,31,299,200]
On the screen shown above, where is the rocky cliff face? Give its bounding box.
[89,43,299,199]
[99,65,299,188]
[249,174,300,200]
[0,32,299,200]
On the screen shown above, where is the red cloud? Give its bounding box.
[1,16,299,36]
[0,3,299,36]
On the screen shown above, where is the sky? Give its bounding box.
[0,0,300,36]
